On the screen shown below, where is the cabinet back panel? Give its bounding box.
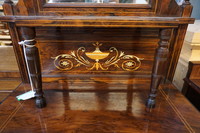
[35,27,159,77]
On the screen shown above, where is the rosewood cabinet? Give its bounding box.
[182,61,200,111]
[0,0,194,108]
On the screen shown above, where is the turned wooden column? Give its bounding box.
[146,28,172,108]
[20,27,46,108]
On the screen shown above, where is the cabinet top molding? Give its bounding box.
[0,16,195,28]
[1,0,194,18]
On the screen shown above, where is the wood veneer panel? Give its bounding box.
[0,71,20,78]
[0,92,10,103]
[0,80,21,91]
[35,27,158,77]
[161,84,200,132]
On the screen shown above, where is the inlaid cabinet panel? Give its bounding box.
[35,27,159,77]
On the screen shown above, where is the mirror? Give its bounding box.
[176,0,184,5]
[48,0,149,4]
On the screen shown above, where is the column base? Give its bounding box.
[146,97,156,108]
[35,97,46,108]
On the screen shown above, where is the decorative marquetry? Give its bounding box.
[0,0,194,108]
[52,42,143,71]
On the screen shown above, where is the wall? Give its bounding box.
[173,20,200,90]
[190,0,200,19]
[173,0,200,90]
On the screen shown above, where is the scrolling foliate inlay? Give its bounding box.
[51,42,143,71]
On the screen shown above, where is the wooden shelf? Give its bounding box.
[0,16,195,28]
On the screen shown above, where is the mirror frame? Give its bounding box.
[42,0,153,8]
[35,0,157,16]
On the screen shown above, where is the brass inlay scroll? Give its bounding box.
[51,42,143,71]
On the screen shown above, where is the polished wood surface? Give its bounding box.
[0,80,21,91]
[0,78,200,133]
[1,0,194,82]
[0,92,10,103]
[182,61,200,111]
[182,61,200,94]
[0,16,194,27]
[0,0,194,108]
[37,27,157,77]
[0,4,20,78]
[13,0,187,17]
[146,29,172,108]
[0,79,21,103]
[20,27,46,108]
[0,46,20,78]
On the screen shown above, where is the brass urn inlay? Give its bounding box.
[51,42,143,71]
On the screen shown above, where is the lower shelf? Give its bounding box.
[0,77,200,132]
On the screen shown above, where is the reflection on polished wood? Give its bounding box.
[0,79,21,103]
[0,93,10,103]
[0,78,199,133]
[0,80,21,91]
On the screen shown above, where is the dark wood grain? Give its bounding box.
[0,46,20,78]
[7,23,29,82]
[182,61,200,111]
[0,92,10,103]
[0,0,194,108]
[0,71,20,78]
[36,27,157,77]
[2,0,14,15]
[183,61,200,95]
[0,16,195,27]
[0,79,21,104]
[2,1,29,82]
[166,1,193,80]
[0,80,21,91]
[0,78,200,133]
[35,0,157,16]
[146,29,172,108]
[20,27,46,108]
